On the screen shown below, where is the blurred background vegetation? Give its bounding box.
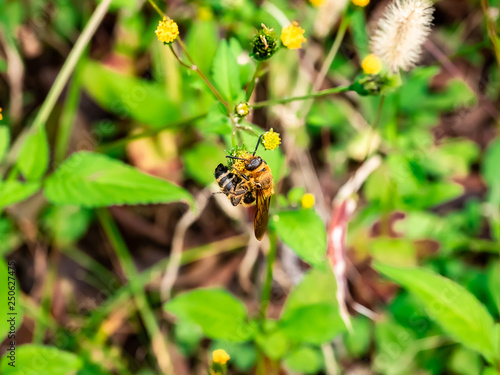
[0,0,500,374]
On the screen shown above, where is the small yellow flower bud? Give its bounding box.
[352,0,370,6]
[262,129,281,150]
[155,17,179,44]
[235,102,250,117]
[0,108,3,121]
[280,22,307,49]
[301,193,315,209]
[362,54,382,75]
[310,0,325,7]
[212,349,230,364]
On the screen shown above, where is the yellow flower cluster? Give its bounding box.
[232,150,251,172]
[301,193,315,209]
[155,17,179,44]
[352,0,370,6]
[212,349,230,364]
[362,54,382,74]
[281,22,306,49]
[262,129,281,151]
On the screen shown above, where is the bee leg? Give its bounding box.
[230,188,249,206]
[232,169,250,181]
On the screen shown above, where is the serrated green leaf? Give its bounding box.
[0,181,41,211]
[44,152,192,208]
[270,209,326,265]
[183,142,226,186]
[0,258,22,343]
[1,345,82,374]
[212,40,242,104]
[81,60,181,128]
[165,288,253,342]
[17,127,49,180]
[374,262,498,363]
[0,125,10,163]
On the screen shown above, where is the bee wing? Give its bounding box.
[254,191,271,241]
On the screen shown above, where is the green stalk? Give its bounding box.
[251,85,350,108]
[363,94,386,162]
[96,208,173,375]
[54,62,83,165]
[259,230,277,322]
[246,61,264,101]
[31,0,112,132]
[480,0,500,71]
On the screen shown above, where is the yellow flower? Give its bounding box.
[0,108,3,121]
[310,0,325,6]
[231,150,251,172]
[235,102,250,117]
[361,54,382,74]
[352,0,370,6]
[262,129,281,150]
[155,17,179,44]
[301,193,315,209]
[212,349,230,364]
[280,21,307,49]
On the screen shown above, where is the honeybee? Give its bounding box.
[214,135,274,240]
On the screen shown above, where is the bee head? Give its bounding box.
[246,156,263,171]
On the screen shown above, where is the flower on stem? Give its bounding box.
[361,54,382,74]
[235,102,250,117]
[371,0,434,72]
[281,21,307,49]
[352,0,370,6]
[250,24,279,61]
[301,193,315,209]
[262,129,281,150]
[229,147,251,172]
[212,349,230,364]
[155,16,179,44]
[349,73,401,96]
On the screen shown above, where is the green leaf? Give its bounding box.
[344,316,371,357]
[0,258,22,343]
[0,181,41,211]
[165,288,253,342]
[186,19,219,74]
[1,345,82,374]
[182,142,226,186]
[81,60,181,128]
[0,125,10,163]
[279,266,346,344]
[374,262,498,363]
[17,127,49,180]
[284,346,323,374]
[41,205,92,246]
[44,152,192,208]
[211,40,242,104]
[483,138,500,206]
[370,238,417,267]
[255,328,289,360]
[270,209,326,266]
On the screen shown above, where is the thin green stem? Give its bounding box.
[363,94,386,161]
[251,85,350,108]
[31,0,112,132]
[54,61,83,165]
[481,0,500,70]
[147,0,164,18]
[246,61,263,101]
[259,230,277,322]
[168,44,192,68]
[313,9,350,91]
[97,208,173,375]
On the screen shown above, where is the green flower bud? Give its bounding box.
[250,24,279,61]
[235,102,250,117]
[349,73,401,96]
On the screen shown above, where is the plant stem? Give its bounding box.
[259,230,277,322]
[313,9,350,91]
[54,62,83,165]
[147,0,229,109]
[97,208,173,375]
[246,61,263,101]
[31,0,112,132]
[363,94,386,161]
[251,85,350,108]
[480,0,500,71]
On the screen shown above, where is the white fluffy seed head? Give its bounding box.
[370,0,435,72]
